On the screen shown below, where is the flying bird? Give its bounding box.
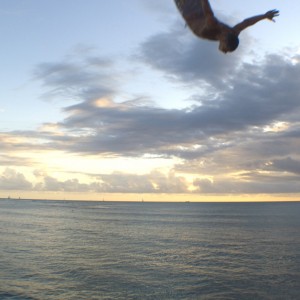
[174,0,279,53]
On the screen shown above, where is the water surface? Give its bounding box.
[0,200,299,299]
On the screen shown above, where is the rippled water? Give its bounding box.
[0,200,300,299]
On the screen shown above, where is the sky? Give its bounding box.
[1,0,300,202]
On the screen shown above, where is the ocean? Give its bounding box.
[0,200,299,300]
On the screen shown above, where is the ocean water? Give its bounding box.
[0,200,299,300]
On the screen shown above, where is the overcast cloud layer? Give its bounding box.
[1,25,300,195]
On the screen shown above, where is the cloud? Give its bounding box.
[0,168,32,190]
[33,54,117,102]
[270,157,300,175]
[42,52,300,162]
[0,154,32,167]
[0,168,190,194]
[137,23,245,88]
[3,24,300,195]
[30,27,300,160]
[98,170,189,193]
[193,174,300,194]
[38,176,92,193]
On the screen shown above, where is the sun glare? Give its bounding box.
[263,122,290,133]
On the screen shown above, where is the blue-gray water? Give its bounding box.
[0,200,300,300]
